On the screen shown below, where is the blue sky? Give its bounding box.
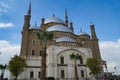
[0,0,120,43]
[0,0,120,77]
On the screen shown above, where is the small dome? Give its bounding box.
[77,32,89,36]
[29,26,40,29]
[44,17,65,24]
[56,37,76,42]
[46,25,73,33]
[29,22,40,29]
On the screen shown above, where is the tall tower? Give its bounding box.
[90,23,104,77]
[90,23,97,39]
[20,2,31,57]
[90,23,101,58]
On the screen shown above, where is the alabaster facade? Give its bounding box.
[10,3,103,80]
[17,46,92,80]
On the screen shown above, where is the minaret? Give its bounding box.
[90,23,104,77]
[90,23,97,39]
[41,17,45,25]
[90,22,100,57]
[90,22,102,61]
[20,2,31,57]
[70,21,74,32]
[40,17,45,30]
[65,9,69,27]
[23,2,31,31]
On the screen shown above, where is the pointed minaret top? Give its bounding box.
[65,8,69,27]
[65,8,68,19]
[27,1,31,15]
[65,8,68,16]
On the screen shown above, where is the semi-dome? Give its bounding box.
[46,25,73,33]
[44,17,65,24]
[56,37,76,42]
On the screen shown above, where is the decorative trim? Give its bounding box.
[57,64,67,66]
[26,66,41,68]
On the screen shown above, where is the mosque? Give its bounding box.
[10,2,103,80]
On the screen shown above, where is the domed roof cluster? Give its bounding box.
[46,25,73,33]
[44,17,65,24]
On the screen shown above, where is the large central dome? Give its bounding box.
[44,17,65,24]
[46,25,73,33]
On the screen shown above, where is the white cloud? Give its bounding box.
[100,39,120,74]
[0,40,20,78]
[0,1,9,13]
[0,22,14,28]
[0,1,9,8]
[0,40,20,64]
[0,8,8,13]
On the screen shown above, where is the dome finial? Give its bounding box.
[35,21,37,27]
[80,28,82,32]
[90,22,94,25]
[53,13,55,17]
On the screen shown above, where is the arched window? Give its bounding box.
[32,50,35,56]
[30,71,34,78]
[60,56,64,64]
[61,70,64,78]
[38,71,41,78]
[80,56,83,64]
[81,70,84,77]
[39,50,42,56]
[32,40,35,45]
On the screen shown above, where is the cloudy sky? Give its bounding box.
[0,0,120,77]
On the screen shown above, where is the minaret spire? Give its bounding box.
[23,2,31,31]
[65,8,68,18]
[65,8,69,27]
[27,1,31,15]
